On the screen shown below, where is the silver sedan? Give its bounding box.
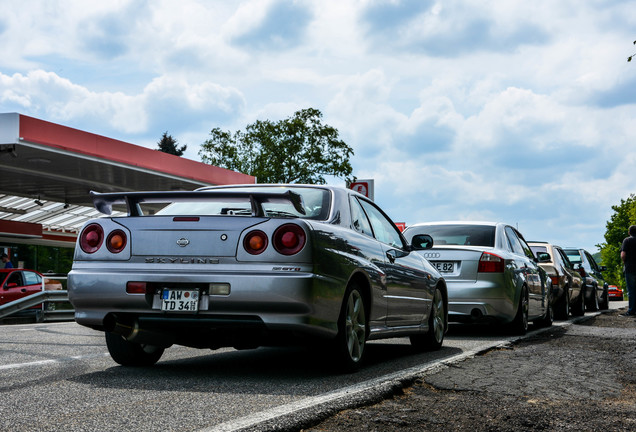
[404,221,552,334]
[68,185,448,370]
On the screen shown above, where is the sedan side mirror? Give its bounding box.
[411,234,434,250]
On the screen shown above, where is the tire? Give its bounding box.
[535,290,553,328]
[587,285,599,312]
[333,284,368,372]
[105,332,165,367]
[572,288,585,316]
[410,286,446,351]
[599,287,609,310]
[554,287,570,320]
[508,286,529,335]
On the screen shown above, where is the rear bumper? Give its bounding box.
[68,264,344,343]
[448,300,514,323]
[445,278,517,323]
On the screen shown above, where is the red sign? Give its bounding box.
[349,179,374,200]
[395,222,406,232]
[350,182,369,196]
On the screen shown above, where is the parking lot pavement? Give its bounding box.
[300,305,636,432]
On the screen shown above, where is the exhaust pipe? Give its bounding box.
[104,314,174,348]
[470,308,484,319]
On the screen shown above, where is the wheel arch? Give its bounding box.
[346,271,372,318]
[512,282,529,317]
[436,279,449,328]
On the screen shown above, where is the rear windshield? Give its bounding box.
[563,250,581,263]
[155,186,331,220]
[417,225,496,247]
[530,245,548,255]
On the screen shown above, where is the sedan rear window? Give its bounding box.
[155,186,331,220]
[530,245,548,255]
[563,250,582,264]
[419,225,496,247]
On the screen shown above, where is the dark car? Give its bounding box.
[563,248,609,311]
[68,185,448,370]
[529,242,585,319]
[0,269,63,308]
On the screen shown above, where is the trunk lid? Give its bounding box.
[113,216,266,257]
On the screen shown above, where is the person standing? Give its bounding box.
[1,253,13,269]
[620,225,636,316]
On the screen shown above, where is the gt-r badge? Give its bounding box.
[176,238,190,247]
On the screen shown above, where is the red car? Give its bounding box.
[0,269,62,307]
[608,285,624,301]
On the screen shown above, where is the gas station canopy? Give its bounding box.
[0,113,255,246]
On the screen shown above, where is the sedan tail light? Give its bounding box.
[273,224,306,255]
[244,230,268,255]
[550,276,559,286]
[107,230,127,253]
[477,252,504,273]
[79,223,104,254]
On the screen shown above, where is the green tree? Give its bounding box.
[598,194,636,287]
[199,108,354,184]
[157,131,187,156]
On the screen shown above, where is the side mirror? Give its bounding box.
[536,252,551,263]
[4,282,18,290]
[411,234,434,250]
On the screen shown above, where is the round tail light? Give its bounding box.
[273,224,306,255]
[244,230,268,255]
[80,223,104,254]
[107,230,127,253]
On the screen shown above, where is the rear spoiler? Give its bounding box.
[90,190,306,217]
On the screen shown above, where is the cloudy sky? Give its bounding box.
[1,0,635,253]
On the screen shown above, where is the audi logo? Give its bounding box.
[422,252,440,258]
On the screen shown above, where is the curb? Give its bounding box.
[200,312,608,432]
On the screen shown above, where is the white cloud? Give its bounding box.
[1,0,636,253]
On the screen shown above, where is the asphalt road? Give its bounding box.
[0,302,627,432]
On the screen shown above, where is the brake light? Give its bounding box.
[550,276,559,286]
[478,252,504,273]
[80,223,104,254]
[244,230,268,255]
[107,230,127,253]
[273,224,306,255]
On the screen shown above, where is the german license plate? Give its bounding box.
[161,289,199,312]
[433,262,454,273]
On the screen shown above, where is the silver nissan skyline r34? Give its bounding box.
[68,184,447,370]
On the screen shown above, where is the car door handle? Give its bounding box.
[21,289,27,293]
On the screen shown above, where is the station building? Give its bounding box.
[0,113,254,274]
